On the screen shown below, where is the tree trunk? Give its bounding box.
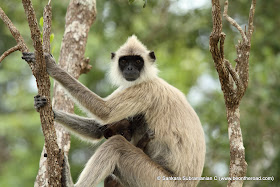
[226,106,247,187]
[35,0,96,186]
[210,1,256,186]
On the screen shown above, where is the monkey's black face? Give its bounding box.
[119,55,144,81]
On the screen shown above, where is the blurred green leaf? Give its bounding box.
[39,17,44,28]
[50,33,54,44]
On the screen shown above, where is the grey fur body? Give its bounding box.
[23,35,205,187]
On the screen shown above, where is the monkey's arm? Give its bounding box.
[54,110,104,140]
[23,53,151,123]
[136,129,155,150]
[22,52,109,121]
[34,95,105,140]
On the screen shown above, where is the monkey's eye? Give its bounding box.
[136,60,141,64]
[120,132,124,136]
[121,60,126,64]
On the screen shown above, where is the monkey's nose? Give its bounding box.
[126,66,133,71]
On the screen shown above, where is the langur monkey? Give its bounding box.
[23,35,206,187]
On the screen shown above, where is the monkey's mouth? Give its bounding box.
[123,73,139,81]
[123,70,140,81]
[125,78,137,81]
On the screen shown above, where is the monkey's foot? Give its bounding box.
[34,95,47,111]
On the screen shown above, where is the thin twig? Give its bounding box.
[0,7,32,68]
[223,0,248,44]
[0,45,21,63]
[247,0,256,41]
[0,7,28,52]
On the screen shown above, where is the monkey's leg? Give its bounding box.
[75,135,177,187]
[62,154,74,187]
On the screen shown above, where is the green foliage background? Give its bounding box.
[0,0,279,186]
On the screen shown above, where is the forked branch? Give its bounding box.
[1,2,62,185]
[0,7,28,63]
[210,0,256,187]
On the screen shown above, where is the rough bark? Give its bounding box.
[35,0,96,186]
[209,0,256,187]
[33,1,65,186]
[21,0,64,186]
[43,2,52,53]
[1,0,96,185]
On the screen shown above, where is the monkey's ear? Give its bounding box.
[111,52,116,59]
[104,129,114,139]
[149,51,156,62]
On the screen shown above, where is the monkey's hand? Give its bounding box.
[34,95,47,112]
[34,95,56,118]
[22,52,57,76]
[22,52,36,63]
[145,129,155,140]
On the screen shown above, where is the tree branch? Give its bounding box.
[209,0,231,97]
[224,60,244,96]
[0,45,21,63]
[2,0,95,185]
[210,1,256,186]
[43,2,52,53]
[35,0,97,186]
[247,0,256,41]
[220,32,226,60]
[0,6,28,62]
[223,0,248,44]
[21,0,63,186]
[80,57,92,74]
